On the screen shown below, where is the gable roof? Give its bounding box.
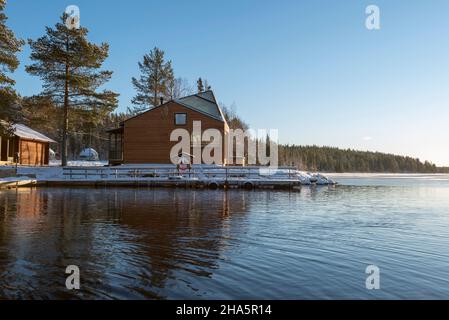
[123,90,228,124]
[1,121,56,143]
[175,91,223,121]
[196,90,217,104]
[14,124,56,143]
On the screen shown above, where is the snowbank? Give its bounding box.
[49,160,108,167]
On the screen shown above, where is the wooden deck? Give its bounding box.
[45,165,302,190]
[0,178,37,189]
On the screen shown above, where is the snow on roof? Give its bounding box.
[8,123,56,143]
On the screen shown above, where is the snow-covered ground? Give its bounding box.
[1,161,107,180]
[49,160,108,167]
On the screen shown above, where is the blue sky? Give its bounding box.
[6,0,449,165]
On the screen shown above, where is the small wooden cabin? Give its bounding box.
[0,122,55,166]
[108,91,230,165]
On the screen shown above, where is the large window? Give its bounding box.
[175,113,187,125]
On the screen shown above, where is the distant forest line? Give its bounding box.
[278,145,449,173]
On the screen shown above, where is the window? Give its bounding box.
[175,113,187,125]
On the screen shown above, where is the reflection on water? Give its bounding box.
[0,188,248,299]
[1,179,449,299]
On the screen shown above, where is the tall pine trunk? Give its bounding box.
[62,71,68,166]
[61,38,69,167]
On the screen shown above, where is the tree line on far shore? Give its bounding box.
[278,145,449,173]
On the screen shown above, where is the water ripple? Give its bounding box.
[1,179,449,299]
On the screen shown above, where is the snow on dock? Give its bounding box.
[0,176,37,189]
[10,164,336,189]
[46,165,302,189]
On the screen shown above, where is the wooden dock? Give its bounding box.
[41,178,301,190]
[0,177,37,189]
[43,165,302,190]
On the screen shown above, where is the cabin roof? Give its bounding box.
[174,91,224,122]
[196,91,217,103]
[1,121,56,143]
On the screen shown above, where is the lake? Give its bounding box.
[1,174,449,299]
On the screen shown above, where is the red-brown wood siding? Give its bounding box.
[123,101,228,164]
[19,139,50,166]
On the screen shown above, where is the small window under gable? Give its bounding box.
[175,113,187,125]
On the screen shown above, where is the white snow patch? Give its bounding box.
[13,123,55,143]
[49,160,107,167]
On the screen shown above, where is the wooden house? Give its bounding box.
[0,122,55,166]
[108,91,230,165]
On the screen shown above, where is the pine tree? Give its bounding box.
[197,77,204,93]
[0,0,24,127]
[131,47,173,112]
[26,14,119,166]
[22,95,60,137]
[265,133,271,157]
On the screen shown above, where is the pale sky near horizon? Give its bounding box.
[6,0,449,166]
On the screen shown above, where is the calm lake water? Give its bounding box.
[1,174,449,299]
